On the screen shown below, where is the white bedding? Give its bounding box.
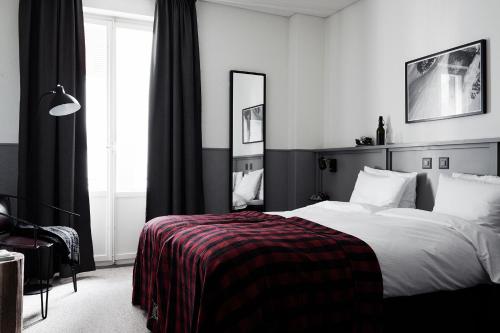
[270,202,500,298]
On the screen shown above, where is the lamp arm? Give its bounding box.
[0,211,41,229]
[38,90,56,106]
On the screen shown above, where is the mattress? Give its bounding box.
[271,201,500,298]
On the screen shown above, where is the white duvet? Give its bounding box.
[271,201,500,298]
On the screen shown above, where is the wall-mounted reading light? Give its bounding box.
[318,157,337,173]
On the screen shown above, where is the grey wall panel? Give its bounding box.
[265,150,289,211]
[287,151,316,209]
[204,149,296,213]
[318,148,387,202]
[389,142,498,211]
[202,148,230,214]
[0,144,18,195]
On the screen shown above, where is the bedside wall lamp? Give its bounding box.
[318,157,337,173]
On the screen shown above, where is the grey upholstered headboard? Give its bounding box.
[317,139,500,211]
[388,141,498,210]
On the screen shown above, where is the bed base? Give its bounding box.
[383,284,500,332]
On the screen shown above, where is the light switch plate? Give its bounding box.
[422,158,432,169]
[439,157,449,169]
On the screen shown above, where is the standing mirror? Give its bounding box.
[230,71,266,211]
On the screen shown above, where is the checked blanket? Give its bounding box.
[132,211,383,333]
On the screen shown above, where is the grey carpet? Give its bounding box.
[23,266,149,332]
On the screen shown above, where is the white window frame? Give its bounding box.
[84,9,153,264]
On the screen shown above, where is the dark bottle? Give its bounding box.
[376,116,385,145]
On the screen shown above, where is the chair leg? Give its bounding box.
[71,265,77,292]
[39,248,51,319]
[36,249,44,319]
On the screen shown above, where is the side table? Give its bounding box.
[0,252,24,333]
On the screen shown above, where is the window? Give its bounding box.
[85,17,152,194]
[85,13,152,263]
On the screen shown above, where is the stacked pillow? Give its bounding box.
[364,166,418,208]
[433,173,500,233]
[350,168,414,208]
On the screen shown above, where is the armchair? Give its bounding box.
[0,194,79,319]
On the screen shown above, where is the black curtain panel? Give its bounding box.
[18,0,95,273]
[146,0,205,220]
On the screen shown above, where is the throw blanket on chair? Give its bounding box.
[133,211,383,333]
[17,225,80,263]
[40,226,80,263]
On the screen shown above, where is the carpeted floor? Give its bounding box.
[23,266,149,332]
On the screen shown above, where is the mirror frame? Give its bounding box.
[229,70,267,212]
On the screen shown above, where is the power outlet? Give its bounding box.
[422,158,432,169]
[439,157,449,169]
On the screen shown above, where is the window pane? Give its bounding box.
[85,22,109,193]
[115,25,151,193]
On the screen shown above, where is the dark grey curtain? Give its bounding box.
[146,0,204,220]
[18,0,95,272]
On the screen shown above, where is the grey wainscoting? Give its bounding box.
[203,148,317,213]
[0,143,18,196]
[317,147,387,202]
[202,148,231,213]
[286,150,316,210]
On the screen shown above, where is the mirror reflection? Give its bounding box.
[231,71,265,211]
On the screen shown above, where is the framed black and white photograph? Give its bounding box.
[405,39,486,123]
[242,104,264,144]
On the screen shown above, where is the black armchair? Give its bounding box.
[0,194,79,319]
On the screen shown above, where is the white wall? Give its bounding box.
[198,2,290,149]
[0,0,20,143]
[288,14,325,149]
[324,0,500,147]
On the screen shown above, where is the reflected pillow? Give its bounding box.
[233,171,244,191]
[364,166,418,208]
[234,169,263,201]
[350,171,407,208]
[257,174,264,200]
[232,192,247,210]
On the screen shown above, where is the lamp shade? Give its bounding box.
[48,85,81,116]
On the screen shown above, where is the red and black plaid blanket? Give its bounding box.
[132,211,383,333]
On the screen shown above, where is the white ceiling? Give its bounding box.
[201,0,360,18]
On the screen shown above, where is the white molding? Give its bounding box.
[83,7,153,22]
[114,252,136,261]
[94,254,112,262]
[95,260,114,267]
[200,0,359,18]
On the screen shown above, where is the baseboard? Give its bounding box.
[94,252,136,267]
[115,252,136,261]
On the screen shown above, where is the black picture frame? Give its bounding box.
[242,104,264,144]
[229,70,266,212]
[405,39,487,123]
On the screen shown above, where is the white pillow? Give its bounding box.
[350,171,407,208]
[232,171,244,191]
[364,166,418,208]
[257,173,264,200]
[234,169,263,201]
[232,192,248,210]
[452,172,500,185]
[433,174,500,233]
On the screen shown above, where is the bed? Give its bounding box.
[133,168,500,332]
